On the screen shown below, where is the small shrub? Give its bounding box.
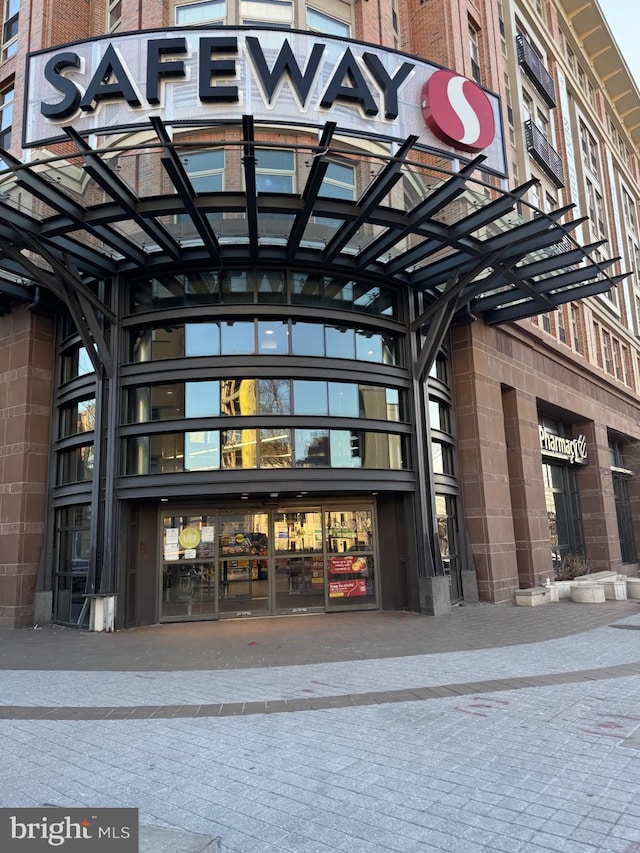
[554,552,589,581]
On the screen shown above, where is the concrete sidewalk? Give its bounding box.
[1,600,640,853]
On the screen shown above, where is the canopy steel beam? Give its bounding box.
[0,146,147,266]
[357,156,485,268]
[287,122,336,259]
[323,134,417,263]
[242,115,258,262]
[64,126,182,262]
[150,116,221,262]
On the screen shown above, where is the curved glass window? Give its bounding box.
[130,320,398,365]
[125,430,406,474]
[126,379,402,423]
[60,398,96,437]
[130,270,398,318]
[61,346,94,382]
[57,445,94,485]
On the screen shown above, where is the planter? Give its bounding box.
[598,577,627,601]
[626,578,640,600]
[570,583,605,604]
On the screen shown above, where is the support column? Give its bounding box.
[0,306,54,628]
[576,421,622,573]
[502,387,552,587]
[452,327,518,603]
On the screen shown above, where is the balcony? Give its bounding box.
[517,34,556,108]
[524,120,565,188]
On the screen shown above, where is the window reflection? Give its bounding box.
[259,379,291,415]
[220,379,257,416]
[325,326,355,359]
[293,380,327,415]
[294,429,330,467]
[290,321,324,355]
[220,321,255,354]
[125,430,405,473]
[186,324,219,356]
[185,431,219,471]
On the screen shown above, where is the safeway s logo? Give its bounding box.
[421,70,495,152]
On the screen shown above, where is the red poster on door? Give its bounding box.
[329,579,367,598]
[329,556,367,575]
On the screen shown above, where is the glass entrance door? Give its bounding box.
[273,509,325,613]
[159,502,378,621]
[218,511,269,617]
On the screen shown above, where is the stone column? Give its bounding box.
[576,421,622,573]
[453,327,518,603]
[501,387,551,587]
[0,306,54,628]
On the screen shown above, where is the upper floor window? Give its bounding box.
[255,148,295,193]
[241,0,292,26]
[175,0,226,25]
[107,0,122,32]
[2,0,18,60]
[307,6,350,37]
[579,120,599,175]
[622,189,637,233]
[468,21,481,84]
[0,82,12,151]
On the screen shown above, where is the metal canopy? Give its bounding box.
[0,117,625,375]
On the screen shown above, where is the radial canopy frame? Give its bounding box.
[0,116,625,378]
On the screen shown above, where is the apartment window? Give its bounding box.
[107,0,122,31]
[579,121,599,175]
[585,179,606,239]
[566,44,575,76]
[2,0,18,59]
[242,0,293,27]
[571,305,581,352]
[542,312,551,333]
[0,82,12,151]
[175,0,226,24]
[613,340,622,380]
[468,22,481,84]
[177,150,224,226]
[602,330,613,374]
[622,189,637,233]
[557,308,566,344]
[307,7,350,37]
[522,89,533,124]
[255,148,295,193]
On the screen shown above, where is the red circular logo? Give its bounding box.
[422,70,496,152]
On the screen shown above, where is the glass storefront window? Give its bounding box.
[60,398,96,436]
[61,346,95,382]
[259,379,291,415]
[294,429,330,467]
[330,430,361,468]
[221,428,257,468]
[258,320,289,354]
[325,508,376,608]
[186,381,220,418]
[291,320,324,355]
[57,444,94,484]
[328,382,358,416]
[186,323,220,356]
[54,503,92,625]
[293,380,327,415]
[259,428,292,467]
[185,430,220,470]
[221,379,257,415]
[220,321,255,354]
[325,325,355,359]
[130,270,398,317]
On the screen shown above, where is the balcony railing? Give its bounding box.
[524,120,565,187]
[516,34,556,108]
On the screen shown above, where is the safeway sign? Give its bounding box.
[24,28,506,175]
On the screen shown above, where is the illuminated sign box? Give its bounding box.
[24,28,507,176]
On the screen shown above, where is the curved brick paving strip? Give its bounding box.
[0,603,639,721]
[1,658,640,721]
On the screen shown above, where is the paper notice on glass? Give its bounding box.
[201,526,214,542]
[164,551,179,561]
[165,529,179,545]
[184,549,197,559]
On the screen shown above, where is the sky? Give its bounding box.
[597,0,640,88]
